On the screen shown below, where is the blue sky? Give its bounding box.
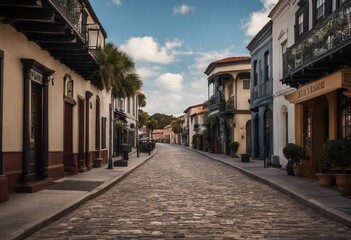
[90,0,278,116]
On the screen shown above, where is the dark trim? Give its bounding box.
[63,96,77,105]
[235,110,252,114]
[0,50,3,175]
[295,0,309,42]
[21,59,54,184]
[85,91,93,169]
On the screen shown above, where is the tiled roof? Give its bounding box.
[205,56,251,75]
[212,56,251,64]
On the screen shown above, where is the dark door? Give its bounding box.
[64,102,74,173]
[29,82,43,180]
[78,98,85,171]
[246,120,252,154]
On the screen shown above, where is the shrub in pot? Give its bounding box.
[324,138,351,195]
[283,143,306,176]
[316,156,333,187]
[229,141,239,157]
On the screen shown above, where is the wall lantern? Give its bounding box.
[225,115,234,127]
[87,24,100,50]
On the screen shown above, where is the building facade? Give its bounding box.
[183,103,205,147]
[247,21,274,163]
[0,0,108,202]
[270,0,351,176]
[205,57,252,156]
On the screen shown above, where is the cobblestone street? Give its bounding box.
[27,144,351,239]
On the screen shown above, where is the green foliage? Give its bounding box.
[229,141,239,153]
[137,92,146,108]
[171,118,183,134]
[324,138,351,173]
[192,134,199,149]
[283,143,306,165]
[150,113,174,129]
[319,156,331,174]
[146,118,158,132]
[138,111,149,129]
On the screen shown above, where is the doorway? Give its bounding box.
[301,96,328,176]
[64,102,74,173]
[78,98,86,172]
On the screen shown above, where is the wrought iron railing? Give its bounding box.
[283,0,351,76]
[251,80,272,101]
[50,0,86,41]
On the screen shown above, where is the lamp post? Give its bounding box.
[107,103,113,169]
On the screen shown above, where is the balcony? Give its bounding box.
[208,97,234,117]
[282,0,351,87]
[0,0,106,89]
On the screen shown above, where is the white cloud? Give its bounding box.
[137,66,163,79]
[190,78,207,92]
[155,73,183,92]
[112,0,121,6]
[173,5,195,15]
[242,0,278,37]
[120,36,183,64]
[188,48,234,73]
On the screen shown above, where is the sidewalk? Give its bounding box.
[0,150,158,240]
[182,145,351,228]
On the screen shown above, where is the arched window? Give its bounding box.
[64,74,73,99]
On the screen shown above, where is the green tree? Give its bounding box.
[99,42,142,98]
[150,113,174,129]
[138,111,149,129]
[171,118,183,144]
[146,118,158,140]
[138,92,146,108]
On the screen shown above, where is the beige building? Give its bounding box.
[183,103,206,147]
[0,1,109,203]
[205,57,251,155]
[163,125,176,144]
[151,129,164,142]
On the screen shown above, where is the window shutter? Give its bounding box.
[303,4,309,33]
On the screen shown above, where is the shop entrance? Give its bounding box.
[300,96,329,177]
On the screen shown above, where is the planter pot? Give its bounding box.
[240,154,250,162]
[335,174,351,195]
[293,165,303,177]
[316,173,334,187]
[286,164,295,176]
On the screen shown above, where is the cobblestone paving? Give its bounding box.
[27,144,351,239]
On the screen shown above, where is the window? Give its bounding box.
[313,0,332,25]
[298,13,304,35]
[253,60,258,86]
[317,0,325,20]
[243,80,250,90]
[64,74,73,98]
[208,82,215,98]
[295,1,309,40]
[341,97,351,138]
[264,51,270,81]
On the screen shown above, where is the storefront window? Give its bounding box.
[341,104,351,138]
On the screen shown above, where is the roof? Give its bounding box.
[183,103,204,114]
[246,21,272,52]
[190,109,208,117]
[204,56,251,75]
[153,129,164,134]
[82,0,107,38]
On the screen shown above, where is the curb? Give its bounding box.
[16,149,158,240]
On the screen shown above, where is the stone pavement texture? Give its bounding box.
[0,144,351,239]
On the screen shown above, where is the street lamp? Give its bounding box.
[87,24,100,50]
[107,103,113,169]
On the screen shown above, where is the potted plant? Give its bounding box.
[325,138,351,195]
[229,141,239,157]
[283,143,306,176]
[316,156,334,187]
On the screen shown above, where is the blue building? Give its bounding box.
[247,21,273,162]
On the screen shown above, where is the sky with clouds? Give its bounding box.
[90,0,278,116]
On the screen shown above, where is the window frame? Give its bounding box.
[253,60,258,86]
[295,0,309,41]
[264,51,270,81]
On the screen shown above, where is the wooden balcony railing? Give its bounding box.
[283,0,351,76]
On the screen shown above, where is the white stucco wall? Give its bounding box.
[271,0,298,166]
[0,23,111,153]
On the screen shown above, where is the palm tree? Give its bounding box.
[146,118,158,140]
[99,42,142,97]
[171,118,183,145]
[137,92,146,108]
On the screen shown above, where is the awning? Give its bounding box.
[285,69,351,104]
[114,110,127,123]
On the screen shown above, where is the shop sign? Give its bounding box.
[297,81,325,99]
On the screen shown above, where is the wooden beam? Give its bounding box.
[26,32,77,43]
[13,21,67,34]
[0,0,40,7]
[0,7,55,22]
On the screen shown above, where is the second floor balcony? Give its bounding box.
[0,0,107,88]
[208,96,235,116]
[282,0,351,87]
